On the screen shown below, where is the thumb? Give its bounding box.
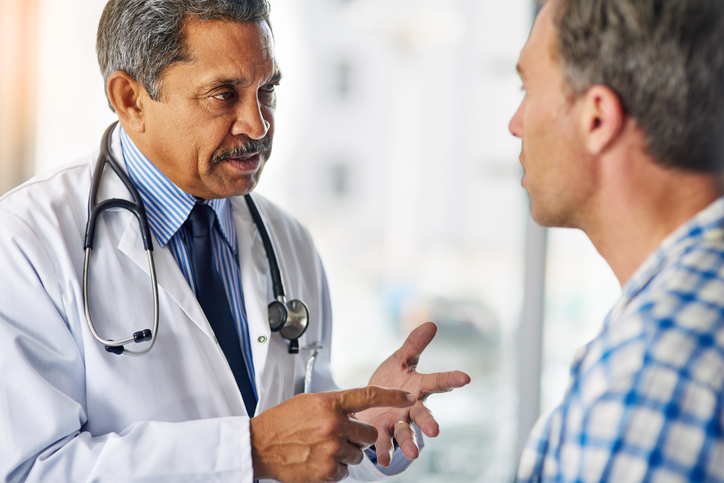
[336,386,415,414]
[398,321,438,362]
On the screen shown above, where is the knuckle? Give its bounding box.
[361,385,378,401]
[315,392,336,411]
[323,439,343,457]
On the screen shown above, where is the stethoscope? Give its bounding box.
[84,122,310,357]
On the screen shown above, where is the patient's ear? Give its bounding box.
[580,85,626,155]
[106,71,148,133]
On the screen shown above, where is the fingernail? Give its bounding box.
[406,393,416,403]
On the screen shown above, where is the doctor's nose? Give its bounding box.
[231,97,270,140]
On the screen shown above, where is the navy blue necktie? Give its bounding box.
[184,203,257,416]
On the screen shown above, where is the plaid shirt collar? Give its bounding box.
[612,196,724,322]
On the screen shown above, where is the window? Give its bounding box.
[0,0,39,195]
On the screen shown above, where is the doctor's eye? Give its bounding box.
[259,84,278,101]
[259,83,278,107]
[211,90,237,101]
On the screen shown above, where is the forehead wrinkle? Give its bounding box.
[197,57,278,91]
[218,37,277,86]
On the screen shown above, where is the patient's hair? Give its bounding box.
[552,0,724,172]
[97,0,271,111]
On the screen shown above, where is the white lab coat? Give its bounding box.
[0,127,413,482]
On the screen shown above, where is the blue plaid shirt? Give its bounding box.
[518,198,724,482]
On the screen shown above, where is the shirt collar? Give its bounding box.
[119,127,237,253]
[617,196,724,309]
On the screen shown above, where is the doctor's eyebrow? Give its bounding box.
[266,71,282,85]
[200,70,283,91]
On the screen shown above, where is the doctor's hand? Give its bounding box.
[354,321,471,467]
[250,387,415,483]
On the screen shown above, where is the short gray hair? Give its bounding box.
[552,0,724,172]
[97,0,271,111]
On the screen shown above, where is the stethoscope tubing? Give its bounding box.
[244,194,286,303]
[83,248,160,355]
[83,122,160,355]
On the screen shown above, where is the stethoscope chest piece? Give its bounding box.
[245,195,310,354]
[280,299,309,341]
[268,296,309,354]
[268,300,288,332]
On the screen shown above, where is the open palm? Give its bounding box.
[355,322,471,467]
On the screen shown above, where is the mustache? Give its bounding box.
[211,139,273,163]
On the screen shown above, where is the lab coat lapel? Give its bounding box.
[116,222,215,341]
[230,195,271,391]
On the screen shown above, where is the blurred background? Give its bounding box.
[0,0,621,480]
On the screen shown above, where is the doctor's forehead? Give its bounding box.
[182,17,275,52]
[183,19,275,63]
[180,19,279,81]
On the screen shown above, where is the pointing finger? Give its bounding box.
[336,386,415,414]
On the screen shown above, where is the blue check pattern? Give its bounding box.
[518,198,724,482]
[119,128,257,401]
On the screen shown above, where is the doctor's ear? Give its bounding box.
[580,84,626,155]
[107,71,147,133]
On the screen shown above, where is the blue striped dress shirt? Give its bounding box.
[119,127,257,400]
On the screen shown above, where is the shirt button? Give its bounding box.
[257,335,268,344]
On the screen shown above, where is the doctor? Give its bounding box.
[0,0,470,482]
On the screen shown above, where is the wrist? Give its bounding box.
[250,415,273,480]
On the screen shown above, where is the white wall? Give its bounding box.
[35,0,115,173]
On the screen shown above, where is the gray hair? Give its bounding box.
[97,0,271,111]
[552,0,724,172]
